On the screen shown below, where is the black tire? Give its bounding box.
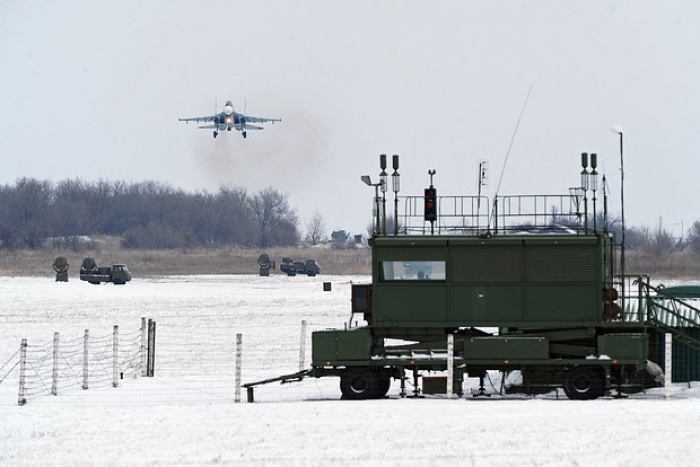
[563,367,605,400]
[373,374,391,399]
[88,281,100,285]
[340,369,379,400]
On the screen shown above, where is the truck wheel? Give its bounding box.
[563,367,605,400]
[340,369,379,400]
[373,374,391,398]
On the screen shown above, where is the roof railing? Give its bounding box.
[386,194,586,236]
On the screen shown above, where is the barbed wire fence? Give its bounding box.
[2,313,354,405]
[2,319,151,406]
[152,317,342,403]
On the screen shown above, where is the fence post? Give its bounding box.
[113,325,119,388]
[299,320,307,371]
[140,317,147,377]
[18,339,27,406]
[82,329,89,390]
[235,333,242,403]
[446,333,454,398]
[665,333,673,398]
[147,319,156,377]
[52,332,60,396]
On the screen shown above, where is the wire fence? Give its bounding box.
[1,312,348,405]
[2,321,146,405]
[151,317,344,403]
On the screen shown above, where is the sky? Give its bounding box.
[1,1,699,239]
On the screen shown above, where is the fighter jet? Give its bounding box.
[178,100,281,139]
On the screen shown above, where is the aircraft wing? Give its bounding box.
[244,124,264,131]
[244,115,282,124]
[178,115,216,124]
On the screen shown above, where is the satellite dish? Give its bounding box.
[53,256,69,282]
[53,256,69,273]
[257,253,271,267]
[81,257,97,272]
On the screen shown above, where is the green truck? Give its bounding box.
[79,257,132,285]
[280,257,321,277]
[245,160,699,400]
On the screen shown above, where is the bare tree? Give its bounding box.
[250,187,299,247]
[688,221,700,255]
[214,185,255,246]
[12,178,53,247]
[0,178,305,249]
[305,210,327,245]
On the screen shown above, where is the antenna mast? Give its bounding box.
[489,84,534,232]
[477,160,488,231]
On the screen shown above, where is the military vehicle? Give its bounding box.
[280,258,321,277]
[79,257,132,285]
[244,155,700,400]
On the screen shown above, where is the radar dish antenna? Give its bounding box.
[53,256,69,282]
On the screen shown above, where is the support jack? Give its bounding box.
[407,369,424,398]
[471,374,491,398]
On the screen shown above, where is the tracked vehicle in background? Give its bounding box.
[245,155,700,400]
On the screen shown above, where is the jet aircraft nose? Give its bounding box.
[223,101,234,115]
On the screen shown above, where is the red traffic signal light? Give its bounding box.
[424,187,437,222]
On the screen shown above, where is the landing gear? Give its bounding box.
[242,131,247,139]
[213,131,218,139]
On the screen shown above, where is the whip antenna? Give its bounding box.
[489,84,534,230]
[495,84,533,195]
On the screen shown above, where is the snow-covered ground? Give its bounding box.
[1,275,699,466]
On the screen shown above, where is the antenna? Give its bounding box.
[494,84,533,196]
[489,84,534,231]
[477,160,489,230]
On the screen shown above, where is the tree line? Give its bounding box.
[0,177,300,249]
[2,176,698,257]
[559,213,700,258]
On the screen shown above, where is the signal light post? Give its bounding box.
[392,155,400,236]
[380,154,388,236]
[424,170,437,235]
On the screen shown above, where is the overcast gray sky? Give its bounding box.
[1,1,699,239]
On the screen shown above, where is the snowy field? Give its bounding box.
[1,274,700,466]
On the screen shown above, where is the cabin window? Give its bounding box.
[381,261,446,281]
